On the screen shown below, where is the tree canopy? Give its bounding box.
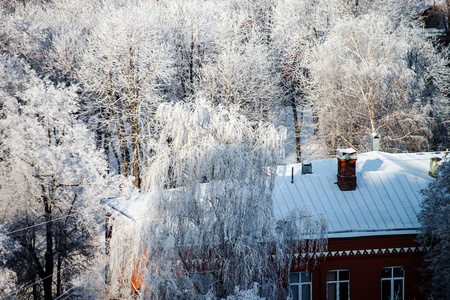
[418,157,450,299]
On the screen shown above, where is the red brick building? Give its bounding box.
[104,147,445,299]
[273,149,445,300]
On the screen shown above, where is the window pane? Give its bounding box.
[381,268,391,278]
[290,273,300,283]
[289,285,300,300]
[290,285,300,300]
[327,271,337,281]
[339,270,350,281]
[393,267,404,278]
[290,285,299,300]
[339,282,349,300]
[301,272,312,283]
[302,284,311,300]
[327,283,336,300]
[381,280,391,300]
[394,279,403,300]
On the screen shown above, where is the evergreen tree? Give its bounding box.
[418,156,450,299]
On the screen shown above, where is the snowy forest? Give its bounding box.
[0,0,449,299]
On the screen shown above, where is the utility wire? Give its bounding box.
[6,213,79,236]
[54,286,76,300]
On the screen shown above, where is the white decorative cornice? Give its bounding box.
[294,246,426,260]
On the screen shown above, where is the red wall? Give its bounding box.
[291,234,428,300]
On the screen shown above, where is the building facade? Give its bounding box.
[273,149,445,300]
[104,147,446,299]
[289,235,426,300]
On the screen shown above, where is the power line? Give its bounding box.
[54,286,76,300]
[6,213,79,236]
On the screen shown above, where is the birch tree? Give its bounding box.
[306,11,448,154]
[77,1,174,188]
[106,99,327,299]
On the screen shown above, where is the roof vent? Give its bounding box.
[337,148,357,191]
[370,133,381,151]
[429,157,442,178]
[302,161,312,174]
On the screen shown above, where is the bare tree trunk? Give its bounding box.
[131,106,140,188]
[104,128,111,174]
[109,71,129,177]
[43,195,54,300]
[291,91,303,163]
[127,49,141,188]
[33,274,38,300]
[189,39,195,96]
[56,255,62,297]
[111,140,121,175]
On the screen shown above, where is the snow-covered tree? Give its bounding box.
[0,1,50,72]
[0,54,125,299]
[271,0,336,162]
[197,2,282,123]
[77,1,174,188]
[306,10,449,154]
[41,0,98,84]
[270,0,424,161]
[106,99,327,299]
[163,0,219,100]
[0,225,18,297]
[0,0,99,85]
[417,156,450,299]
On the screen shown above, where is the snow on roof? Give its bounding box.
[273,151,445,238]
[101,193,152,222]
[336,148,357,159]
[102,151,445,239]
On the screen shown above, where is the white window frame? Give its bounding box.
[289,271,312,300]
[326,269,350,300]
[381,266,404,300]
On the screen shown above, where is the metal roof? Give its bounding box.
[273,151,446,238]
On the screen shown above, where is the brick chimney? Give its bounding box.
[337,148,357,191]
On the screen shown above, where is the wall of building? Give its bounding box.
[291,234,428,300]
